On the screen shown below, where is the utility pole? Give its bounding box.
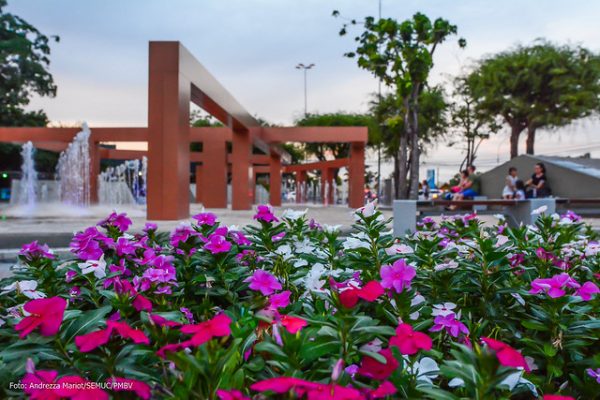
[295,63,315,116]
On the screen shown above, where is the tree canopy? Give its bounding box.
[339,11,463,198]
[467,41,600,158]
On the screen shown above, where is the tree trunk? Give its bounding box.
[526,125,536,155]
[393,152,399,199]
[408,86,420,200]
[396,97,410,199]
[509,123,524,159]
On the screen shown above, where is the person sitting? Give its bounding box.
[526,162,551,198]
[514,179,526,200]
[422,180,430,200]
[458,165,480,200]
[502,167,518,199]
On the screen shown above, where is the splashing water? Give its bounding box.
[17,141,38,208]
[98,157,147,205]
[56,123,91,206]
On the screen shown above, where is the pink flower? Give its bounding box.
[481,337,530,372]
[106,377,151,399]
[529,273,580,298]
[170,224,196,247]
[369,381,397,398]
[251,377,318,394]
[75,328,112,352]
[380,259,416,294]
[358,348,399,380]
[19,241,55,260]
[193,212,217,226]
[115,237,137,256]
[338,280,385,308]
[543,396,575,400]
[271,232,286,242]
[268,291,291,310]
[576,281,600,301]
[244,269,282,296]
[216,389,251,400]
[150,314,182,328]
[429,314,469,338]
[279,315,307,334]
[75,320,150,352]
[254,204,279,223]
[15,297,67,339]
[22,370,62,400]
[23,370,109,400]
[133,294,153,312]
[204,234,232,254]
[389,323,432,355]
[180,313,232,346]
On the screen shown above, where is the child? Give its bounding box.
[502,167,518,199]
[514,180,526,200]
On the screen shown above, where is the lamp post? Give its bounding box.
[295,63,315,116]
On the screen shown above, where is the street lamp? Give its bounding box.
[295,63,315,116]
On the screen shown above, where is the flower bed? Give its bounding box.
[0,204,599,399]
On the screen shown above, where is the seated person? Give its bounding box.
[502,167,518,199]
[526,162,551,198]
[514,179,526,200]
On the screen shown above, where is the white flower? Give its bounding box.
[411,294,426,307]
[294,259,309,268]
[1,280,46,299]
[500,371,538,396]
[342,237,370,250]
[294,239,316,254]
[448,377,465,387]
[494,214,506,220]
[356,200,377,217]
[585,242,600,257]
[409,357,440,384]
[360,338,383,353]
[495,235,510,247]
[323,224,342,233]
[0,318,5,327]
[434,260,459,272]
[282,209,308,220]
[274,245,293,260]
[531,205,548,215]
[432,302,456,317]
[78,254,107,279]
[385,243,414,255]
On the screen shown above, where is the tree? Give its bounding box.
[0,0,60,173]
[467,41,600,158]
[0,0,58,127]
[449,76,501,170]
[294,112,380,161]
[338,12,463,198]
[371,87,448,196]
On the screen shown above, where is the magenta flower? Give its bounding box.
[70,227,113,261]
[576,281,600,301]
[379,259,416,294]
[204,234,232,254]
[254,204,278,223]
[230,230,251,246]
[192,212,217,226]
[271,232,286,242]
[429,314,469,337]
[244,270,282,296]
[98,212,132,232]
[170,224,196,247]
[19,241,55,260]
[529,273,580,298]
[268,291,291,310]
[115,237,137,256]
[143,222,157,233]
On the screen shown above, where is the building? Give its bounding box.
[480,154,600,198]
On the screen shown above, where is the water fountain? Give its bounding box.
[16,141,38,209]
[56,123,91,207]
[98,157,147,205]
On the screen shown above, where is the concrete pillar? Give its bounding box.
[147,42,190,220]
[505,198,556,228]
[393,200,417,237]
[231,129,252,210]
[349,142,365,208]
[202,137,227,208]
[269,152,282,206]
[89,141,101,204]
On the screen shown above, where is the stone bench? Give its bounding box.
[393,198,556,237]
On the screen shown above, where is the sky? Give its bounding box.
[7,0,600,182]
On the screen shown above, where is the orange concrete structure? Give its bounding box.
[0,41,367,219]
